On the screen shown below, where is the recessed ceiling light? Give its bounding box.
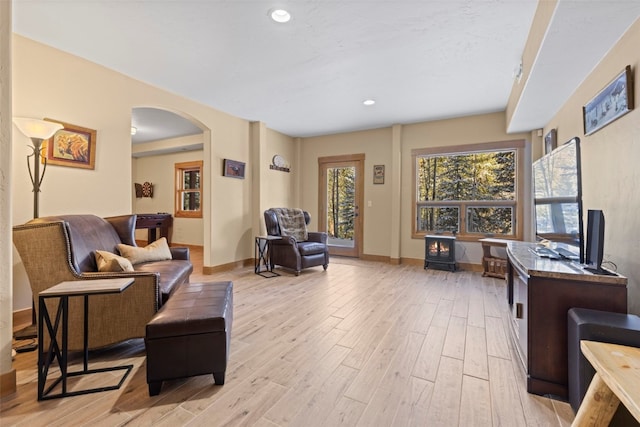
[363,99,376,106]
[270,9,291,23]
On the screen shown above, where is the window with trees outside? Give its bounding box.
[412,140,524,241]
[175,160,203,218]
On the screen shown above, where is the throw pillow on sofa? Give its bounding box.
[95,250,135,272]
[117,237,172,265]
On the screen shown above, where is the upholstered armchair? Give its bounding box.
[264,208,329,275]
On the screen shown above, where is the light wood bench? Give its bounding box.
[478,238,509,279]
[572,340,640,426]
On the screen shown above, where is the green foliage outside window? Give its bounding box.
[416,150,516,235]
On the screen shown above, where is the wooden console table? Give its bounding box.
[506,241,628,399]
[136,213,172,244]
[572,340,640,426]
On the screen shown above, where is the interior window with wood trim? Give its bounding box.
[412,140,525,241]
[175,160,203,218]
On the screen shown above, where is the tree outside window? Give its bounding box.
[175,161,203,218]
[413,140,524,240]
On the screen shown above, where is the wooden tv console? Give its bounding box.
[506,241,627,399]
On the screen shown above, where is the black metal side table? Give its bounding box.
[38,278,135,400]
[254,236,281,278]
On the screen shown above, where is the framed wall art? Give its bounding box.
[43,118,97,169]
[223,159,245,179]
[583,65,634,136]
[544,128,557,154]
[373,164,385,184]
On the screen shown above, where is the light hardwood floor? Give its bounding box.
[2,251,575,426]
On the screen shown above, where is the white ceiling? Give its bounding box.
[12,1,640,144]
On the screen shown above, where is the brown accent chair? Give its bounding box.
[12,214,193,351]
[264,208,329,276]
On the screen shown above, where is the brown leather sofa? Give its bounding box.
[264,208,329,275]
[13,214,193,351]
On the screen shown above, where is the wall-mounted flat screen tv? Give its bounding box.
[532,137,584,262]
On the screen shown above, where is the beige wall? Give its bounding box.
[12,35,254,310]
[264,128,297,209]
[133,141,204,246]
[542,17,640,315]
[301,127,393,255]
[401,113,532,262]
[300,115,532,263]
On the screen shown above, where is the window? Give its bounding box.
[175,161,203,218]
[412,140,524,241]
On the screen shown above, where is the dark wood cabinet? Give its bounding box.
[506,241,627,399]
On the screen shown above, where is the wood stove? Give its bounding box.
[424,235,456,271]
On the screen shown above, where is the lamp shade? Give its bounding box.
[13,118,63,140]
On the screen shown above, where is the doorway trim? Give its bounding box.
[318,153,365,258]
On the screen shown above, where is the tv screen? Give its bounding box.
[532,137,584,262]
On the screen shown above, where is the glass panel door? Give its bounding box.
[319,155,363,257]
[327,165,356,250]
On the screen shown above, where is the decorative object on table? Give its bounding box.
[270,154,290,172]
[141,181,153,197]
[373,164,385,184]
[13,117,64,219]
[134,183,143,198]
[223,159,245,179]
[583,65,634,136]
[42,118,97,169]
[544,128,557,154]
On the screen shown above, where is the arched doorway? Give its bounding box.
[130,107,208,252]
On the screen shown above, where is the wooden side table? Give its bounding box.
[38,278,134,400]
[479,238,509,279]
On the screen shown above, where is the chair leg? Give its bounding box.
[148,381,162,396]
[323,264,328,271]
[213,371,225,385]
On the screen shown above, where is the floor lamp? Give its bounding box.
[12,118,63,343]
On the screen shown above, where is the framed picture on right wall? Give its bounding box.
[583,65,634,136]
[544,128,557,154]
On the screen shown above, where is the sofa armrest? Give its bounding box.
[170,247,190,260]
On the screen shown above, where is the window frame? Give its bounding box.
[174,160,203,219]
[411,140,525,242]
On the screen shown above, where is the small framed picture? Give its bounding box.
[544,129,557,154]
[373,165,385,184]
[223,159,245,179]
[43,118,97,170]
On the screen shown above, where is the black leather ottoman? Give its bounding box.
[568,307,640,426]
[145,281,233,396]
